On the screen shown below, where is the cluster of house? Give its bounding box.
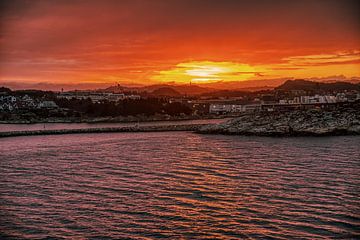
[0,91,143,112]
[57,92,141,102]
[208,93,360,114]
[278,93,355,104]
[2,89,359,116]
[0,95,58,112]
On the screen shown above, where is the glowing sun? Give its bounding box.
[152,61,262,84]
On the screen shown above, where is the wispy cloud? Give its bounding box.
[283,51,360,66]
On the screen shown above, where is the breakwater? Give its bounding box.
[0,123,209,138]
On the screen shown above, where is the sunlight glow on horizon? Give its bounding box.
[149,53,360,84]
[152,61,263,83]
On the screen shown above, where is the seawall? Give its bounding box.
[0,124,210,138]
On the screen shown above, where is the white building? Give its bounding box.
[0,103,14,111]
[336,93,347,102]
[38,101,58,109]
[209,104,233,114]
[209,103,261,114]
[58,92,140,102]
[0,95,17,102]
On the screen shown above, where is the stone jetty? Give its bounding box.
[0,123,208,138]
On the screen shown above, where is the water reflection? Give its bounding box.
[0,133,359,239]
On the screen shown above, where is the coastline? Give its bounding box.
[2,106,359,138]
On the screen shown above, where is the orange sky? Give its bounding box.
[0,0,359,88]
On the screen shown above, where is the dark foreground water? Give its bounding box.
[0,133,359,239]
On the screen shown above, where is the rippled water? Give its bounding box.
[0,133,359,239]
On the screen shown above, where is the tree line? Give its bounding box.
[55,98,192,117]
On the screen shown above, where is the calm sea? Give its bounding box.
[0,132,359,239]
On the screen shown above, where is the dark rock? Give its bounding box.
[197,107,360,136]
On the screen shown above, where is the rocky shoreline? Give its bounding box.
[2,106,360,138]
[197,107,360,136]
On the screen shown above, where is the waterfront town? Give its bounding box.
[207,92,358,114]
[0,80,359,122]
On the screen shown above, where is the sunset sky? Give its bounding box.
[1,0,359,88]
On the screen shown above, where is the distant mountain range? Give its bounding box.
[276,80,360,92]
[103,84,214,96]
[2,77,360,95]
[102,79,360,97]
